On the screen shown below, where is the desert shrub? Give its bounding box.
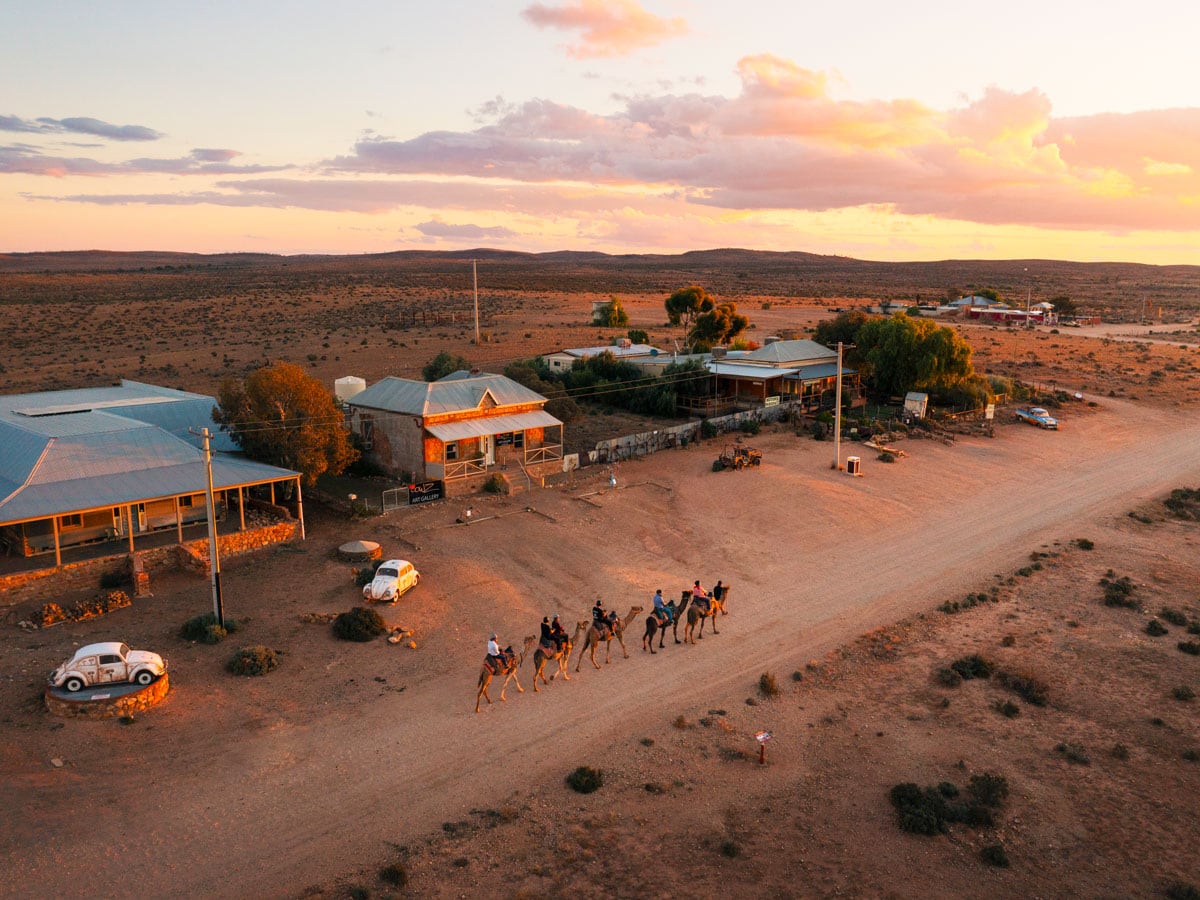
[379,863,408,887]
[700,419,718,439]
[1163,487,1200,520]
[1172,686,1196,702]
[950,654,993,680]
[792,670,804,682]
[740,419,761,435]
[347,887,369,900]
[1183,749,1200,762]
[1001,634,1016,647]
[1161,607,1189,626]
[936,666,963,687]
[1101,574,1138,608]
[758,671,779,698]
[996,669,1049,706]
[482,473,505,494]
[968,773,1009,807]
[1111,743,1130,760]
[1056,742,1091,765]
[937,781,959,798]
[1165,881,1200,900]
[1146,619,1169,637]
[1179,641,1200,656]
[227,645,278,676]
[354,559,383,587]
[719,840,740,858]
[889,783,948,835]
[1075,538,1094,550]
[878,450,897,463]
[332,606,388,642]
[566,766,603,794]
[810,422,825,441]
[1016,566,1033,577]
[994,699,1021,718]
[980,843,1010,867]
[180,612,239,644]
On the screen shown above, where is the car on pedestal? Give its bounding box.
[362,559,421,602]
[49,642,168,692]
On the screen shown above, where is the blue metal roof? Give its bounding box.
[348,372,549,416]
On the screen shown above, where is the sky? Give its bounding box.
[3,1,1200,264]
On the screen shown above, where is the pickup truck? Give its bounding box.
[1015,406,1058,429]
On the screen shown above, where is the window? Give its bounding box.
[513,431,524,448]
[179,495,195,508]
[60,513,83,529]
[360,418,374,448]
[99,654,121,665]
[445,442,458,461]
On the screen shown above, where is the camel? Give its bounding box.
[684,595,724,644]
[576,606,643,671]
[642,593,692,653]
[532,620,586,691]
[475,636,535,713]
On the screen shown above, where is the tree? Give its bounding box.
[627,328,649,344]
[214,361,357,486]
[596,296,629,327]
[664,285,715,330]
[422,351,472,382]
[976,288,1001,302]
[688,302,749,350]
[1050,295,1077,316]
[855,313,975,398]
[813,310,871,348]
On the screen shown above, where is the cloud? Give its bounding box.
[1,114,164,141]
[190,148,242,162]
[415,220,518,239]
[522,0,687,58]
[0,145,288,177]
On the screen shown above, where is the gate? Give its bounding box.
[381,488,406,513]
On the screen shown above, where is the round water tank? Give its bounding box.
[335,376,367,402]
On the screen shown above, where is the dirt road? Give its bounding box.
[7,397,1200,898]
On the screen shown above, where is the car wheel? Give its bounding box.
[134,670,155,686]
[64,677,85,692]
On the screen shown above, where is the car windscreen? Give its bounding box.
[377,568,398,578]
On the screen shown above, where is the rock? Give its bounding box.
[50,758,64,768]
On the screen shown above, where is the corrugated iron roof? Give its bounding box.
[782,363,856,381]
[348,372,548,415]
[739,340,837,365]
[425,410,563,442]
[707,362,800,379]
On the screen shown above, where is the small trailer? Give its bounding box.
[1015,407,1059,430]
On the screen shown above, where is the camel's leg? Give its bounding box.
[476,675,491,713]
[506,669,524,696]
[533,662,544,691]
[710,614,719,635]
[575,637,590,672]
[618,633,629,659]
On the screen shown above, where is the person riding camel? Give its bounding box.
[692,580,711,614]
[652,588,671,625]
[486,633,507,674]
[539,616,554,652]
[550,614,568,653]
[593,599,610,636]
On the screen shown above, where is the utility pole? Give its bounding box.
[473,259,480,345]
[191,427,224,627]
[833,342,844,470]
[1025,267,1031,328]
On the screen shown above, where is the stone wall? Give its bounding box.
[44,674,170,719]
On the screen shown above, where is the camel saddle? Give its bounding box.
[652,608,670,627]
[483,649,512,674]
[538,639,557,655]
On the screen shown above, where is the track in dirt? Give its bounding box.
[8,398,1200,898]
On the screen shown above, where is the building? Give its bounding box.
[0,381,304,567]
[345,371,563,494]
[544,340,663,374]
[699,340,862,416]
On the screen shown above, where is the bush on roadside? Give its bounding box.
[333,606,388,642]
[180,612,240,644]
[227,645,278,676]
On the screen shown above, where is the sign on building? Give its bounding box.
[408,480,445,505]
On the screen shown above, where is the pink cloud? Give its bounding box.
[522,0,687,58]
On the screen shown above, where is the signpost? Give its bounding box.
[407,480,445,505]
[755,730,772,765]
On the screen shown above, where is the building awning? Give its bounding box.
[782,363,856,382]
[706,363,799,379]
[425,410,563,442]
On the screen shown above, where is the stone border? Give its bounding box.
[44,673,170,719]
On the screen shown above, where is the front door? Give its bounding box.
[483,435,495,466]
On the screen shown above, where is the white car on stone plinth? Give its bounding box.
[362,559,421,602]
[49,642,167,692]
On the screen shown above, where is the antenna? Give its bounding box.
[473,259,480,345]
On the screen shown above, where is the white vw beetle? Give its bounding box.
[49,642,167,692]
[362,559,420,602]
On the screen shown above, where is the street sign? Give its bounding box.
[985,403,995,420]
[764,396,780,408]
[755,730,772,743]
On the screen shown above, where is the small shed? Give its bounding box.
[904,392,929,419]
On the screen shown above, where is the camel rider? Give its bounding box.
[692,580,711,614]
[652,588,671,624]
[593,599,610,635]
[550,614,568,652]
[486,633,506,673]
[539,616,554,650]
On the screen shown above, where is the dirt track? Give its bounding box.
[6,397,1200,898]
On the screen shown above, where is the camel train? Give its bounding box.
[474,582,729,711]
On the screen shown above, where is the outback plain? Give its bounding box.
[2,250,1200,899]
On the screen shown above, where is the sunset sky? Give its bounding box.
[4,1,1199,263]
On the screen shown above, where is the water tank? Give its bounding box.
[335,376,367,403]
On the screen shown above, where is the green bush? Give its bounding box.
[355,560,383,587]
[1165,881,1200,900]
[996,669,1049,706]
[1146,618,1169,637]
[980,843,1010,867]
[1056,742,1091,765]
[1172,686,1195,702]
[1101,574,1138,608]
[332,606,388,642]
[227,645,278,676]
[740,419,761,435]
[950,654,993,680]
[1161,607,1189,626]
[878,450,897,463]
[566,766,603,794]
[379,863,408,887]
[968,773,1009,807]
[994,699,1020,718]
[180,612,239,644]
[700,419,718,439]
[1179,641,1200,656]
[483,473,505,494]
[1075,538,1094,550]
[935,666,963,687]
[889,783,948,835]
[758,671,779,698]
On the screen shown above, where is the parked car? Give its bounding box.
[1015,406,1059,429]
[49,642,167,692]
[362,559,421,602]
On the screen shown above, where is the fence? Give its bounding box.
[381,488,407,513]
[593,401,799,464]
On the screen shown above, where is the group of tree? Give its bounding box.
[815,310,988,408]
[665,285,749,351]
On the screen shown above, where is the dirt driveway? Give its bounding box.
[5,396,1200,898]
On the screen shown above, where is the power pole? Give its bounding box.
[191,427,224,627]
[473,259,480,345]
[833,342,844,470]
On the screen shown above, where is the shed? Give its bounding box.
[904,392,929,418]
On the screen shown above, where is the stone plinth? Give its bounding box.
[44,674,170,719]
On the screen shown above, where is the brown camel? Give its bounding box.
[642,593,691,653]
[576,606,643,671]
[475,636,535,713]
[532,620,586,691]
[684,595,724,644]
